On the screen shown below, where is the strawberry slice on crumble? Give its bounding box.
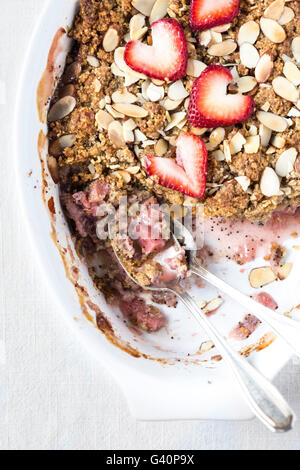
[124,18,188,81]
[190,0,240,32]
[187,65,255,128]
[144,132,207,199]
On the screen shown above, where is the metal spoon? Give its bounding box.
[108,217,294,433]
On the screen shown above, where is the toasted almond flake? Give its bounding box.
[186,59,207,77]
[260,167,281,196]
[199,30,212,47]
[132,26,148,41]
[278,6,295,25]
[211,23,231,33]
[132,0,156,16]
[292,37,300,64]
[237,21,260,46]
[95,110,114,129]
[275,147,298,177]
[146,83,165,102]
[240,43,260,69]
[235,176,251,192]
[105,104,124,119]
[266,145,276,154]
[264,0,285,20]
[123,118,137,132]
[112,170,131,183]
[135,129,147,142]
[249,267,277,288]
[48,96,76,122]
[283,61,300,86]
[278,262,293,280]
[127,165,140,174]
[259,124,272,147]
[206,127,225,151]
[112,103,148,118]
[150,0,169,23]
[244,135,260,154]
[248,124,258,136]
[87,55,100,67]
[168,80,189,101]
[237,75,257,93]
[165,111,186,131]
[129,13,145,39]
[49,134,77,157]
[161,97,183,110]
[112,89,137,104]
[229,132,246,155]
[202,297,223,314]
[271,135,286,148]
[212,149,225,161]
[287,107,300,117]
[223,140,232,162]
[208,40,237,57]
[108,121,126,147]
[260,17,286,43]
[111,62,125,77]
[103,26,119,52]
[257,111,288,132]
[272,76,299,102]
[210,31,222,44]
[123,123,135,142]
[200,340,215,353]
[154,138,168,156]
[261,101,271,112]
[190,127,207,136]
[255,52,274,83]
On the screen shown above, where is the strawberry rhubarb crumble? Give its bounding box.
[47,0,300,332]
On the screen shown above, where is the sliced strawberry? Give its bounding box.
[188,65,255,128]
[144,132,207,199]
[190,0,240,32]
[124,18,188,81]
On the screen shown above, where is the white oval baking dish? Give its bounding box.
[15,0,299,421]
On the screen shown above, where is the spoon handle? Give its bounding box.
[190,263,300,358]
[177,290,294,433]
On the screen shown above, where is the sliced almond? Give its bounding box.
[259,124,272,147]
[150,0,169,24]
[126,165,140,174]
[237,75,257,93]
[154,138,168,156]
[106,104,124,119]
[271,134,286,149]
[123,118,137,132]
[199,30,212,47]
[235,176,251,192]
[278,6,295,25]
[49,134,77,157]
[112,170,131,184]
[112,89,137,104]
[278,262,293,280]
[87,55,100,67]
[202,297,223,314]
[168,80,189,101]
[255,52,274,83]
[264,0,285,20]
[292,38,300,62]
[272,76,299,102]
[164,111,186,131]
[287,107,300,117]
[207,127,225,150]
[129,14,145,39]
[223,140,232,162]
[260,167,281,196]
[161,97,183,111]
[132,0,156,16]
[260,17,286,43]
[112,103,148,118]
[230,132,246,155]
[244,135,260,154]
[103,26,119,52]
[256,111,288,132]
[210,31,222,44]
[48,96,76,122]
[237,21,260,46]
[275,147,298,177]
[249,267,277,288]
[108,121,126,147]
[207,40,237,57]
[283,61,300,86]
[240,43,260,69]
[211,23,231,33]
[186,59,207,77]
[146,83,164,102]
[111,62,125,77]
[95,110,114,129]
[212,149,225,161]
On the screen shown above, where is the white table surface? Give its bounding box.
[1,0,300,450]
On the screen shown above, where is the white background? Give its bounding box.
[1,0,300,450]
